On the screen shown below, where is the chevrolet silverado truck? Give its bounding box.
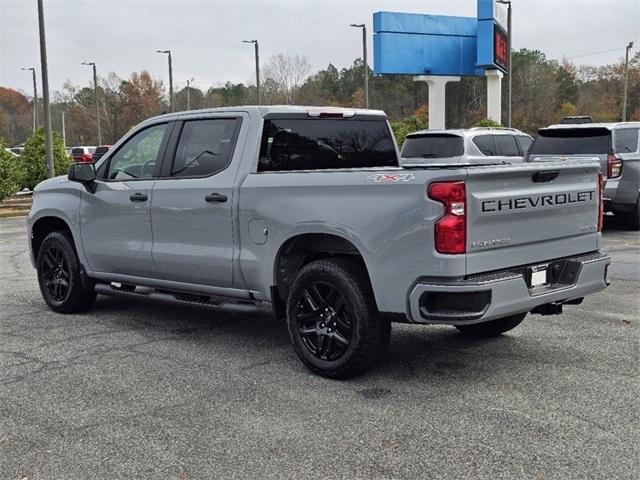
[28,106,610,378]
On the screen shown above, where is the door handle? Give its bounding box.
[205,193,228,203]
[129,192,148,202]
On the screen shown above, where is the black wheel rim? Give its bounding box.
[41,245,70,302]
[295,281,353,361]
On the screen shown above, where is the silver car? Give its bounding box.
[528,122,640,230]
[401,127,533,165]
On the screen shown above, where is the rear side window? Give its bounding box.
[258,118,398,172]
[614,129,639,153]
[171,118,240,177]
[494,135,520,156]
[401,134,463,159]
[516,136,533,155]
[472,135,497,156]
[529,128,612,155]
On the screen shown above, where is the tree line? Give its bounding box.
[1,49,638,147]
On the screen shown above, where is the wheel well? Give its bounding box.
[273,233,369,304]
[31,217,72,259]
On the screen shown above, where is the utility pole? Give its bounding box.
[37,0,54,178]
[243,40,260,105]
[497,0,512,127]
[82,62,102,145]
[186,78,194,110]
[622,41,634,122]
[61,111,66,149]
[157,50,174,112]
[22,67,38,132]
[350,24,369,108]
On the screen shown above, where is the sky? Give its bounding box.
[1,0,639,97]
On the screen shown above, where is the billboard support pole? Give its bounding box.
[485,69,503,125]
[414,75,460,130]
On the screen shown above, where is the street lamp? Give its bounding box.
[622,41,634,121]
[21,67,38,132]
[350,23,369,109]
[243,40,260,105]
[186,78,194,110]
[81,61,102,145]
[497,0,512,127]
[37,0,54,178]
[156,50,174,112]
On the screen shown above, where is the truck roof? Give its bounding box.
[141,105,388,125]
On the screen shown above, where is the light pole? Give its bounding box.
[622,41,634,122]
[350,23,369,109]
[37,0,54,178]
[61,110,66,149]
[186,78,194,110]
[243,40,260,105]
[497,0,512,127]
[81,61,102,145]
[21,67,38,132]
[157,50,174,112]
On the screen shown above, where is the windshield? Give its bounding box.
[401,134,463,159]
[530,128,611,155]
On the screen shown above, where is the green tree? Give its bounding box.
[0,140,21,200]
[390,115,428,148]
[21,128,71,190]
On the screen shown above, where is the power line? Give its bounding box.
[567,47,627,59]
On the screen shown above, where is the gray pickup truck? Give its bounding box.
[28,106,610,378]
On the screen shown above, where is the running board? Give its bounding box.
[94,282,262,314]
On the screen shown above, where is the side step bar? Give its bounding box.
[94,282,262,314]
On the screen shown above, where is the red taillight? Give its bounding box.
[607,153,622,178]
[428,181,466,254]
[597,172,604,232]
[81,154,93,163]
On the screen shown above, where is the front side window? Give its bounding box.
[105,123,168,180]
[472,135,497,156]
[494,135,520,156]
[516,136,533,155]
[614,129,639,154]
[171,118,240,178]
[258,118,397,172]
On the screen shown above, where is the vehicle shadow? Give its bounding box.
[603,214,632,231]
[90,295,526,383]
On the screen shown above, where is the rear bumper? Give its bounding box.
[408,251,610,325]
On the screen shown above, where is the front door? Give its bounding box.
[80,122,171,277]
[150,116,244,288]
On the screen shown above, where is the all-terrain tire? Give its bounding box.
[286,258,391,379]
[36,231,96,313]
[455,313,527,337]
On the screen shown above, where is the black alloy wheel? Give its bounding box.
[295,281,353,361]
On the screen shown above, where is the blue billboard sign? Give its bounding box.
[373,1,509,77]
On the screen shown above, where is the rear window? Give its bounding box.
[95,146,110,154]
[401,134,463,159]
[71,148,84,155]
[614,129,639,154]
[258,118,398,171]
[530,128,612,155]
[494,135,520,156]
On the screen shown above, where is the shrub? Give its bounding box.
[0,144,21,201]
[473,118,502,128]
[20,128,71,190]
[390,116,428,149]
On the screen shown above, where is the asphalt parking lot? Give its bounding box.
[1,216,638,480]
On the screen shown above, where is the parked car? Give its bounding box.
[70,146,96,163]
[8,147,23,156]
[92,145,112,162]
[4,148,20,158]
[401,127,533,165]
[527,122,640,229]
[28,106,609,378]
[560,116,594,125]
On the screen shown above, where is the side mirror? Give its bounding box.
[68,162,97,192]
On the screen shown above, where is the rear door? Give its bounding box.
[528,127,612,177]
[465,162,600,274]
[150,114,246,288]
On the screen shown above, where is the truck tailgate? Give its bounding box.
[465,162,601,274]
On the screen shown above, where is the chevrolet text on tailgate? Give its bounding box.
[27,106,610,378]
